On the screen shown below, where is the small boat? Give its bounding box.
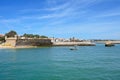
[69,45,78,50]
[105,42,115,47]
[105,43,115,47]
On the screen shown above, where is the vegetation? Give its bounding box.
[4,30,48,39]
[5,30,17,37]
[0,36,5,42]
[40,35,48,38]
[23,33,48,38]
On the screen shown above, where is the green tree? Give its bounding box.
[23,33,48,38]
[0,36,5,42]
[40,35,48,38]
[5,30,17,37]
[34,34,40,38]
[23,33,35,38]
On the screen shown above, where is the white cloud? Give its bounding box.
[0,19,20,23]
[0,0,115,28]
[2,0,105,21]
[19,1,70,13]
[44,2,70,11]
[92,10,120,18]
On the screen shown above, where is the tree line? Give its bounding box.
[22,33,48,38]
[0,30,48,42]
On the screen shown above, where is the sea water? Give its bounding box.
[0,44,120,80]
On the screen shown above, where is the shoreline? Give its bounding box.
[52,42,96,46]
[0,41,95,49]
[0,45,36,49]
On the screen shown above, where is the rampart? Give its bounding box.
[16,39,52,46]
[5,36,52,47]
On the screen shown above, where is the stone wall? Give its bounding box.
[5,38,17,47]
[16,39,52,46]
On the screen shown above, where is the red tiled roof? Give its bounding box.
[0,34,4,37]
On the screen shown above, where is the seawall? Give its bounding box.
[52,42,95,46]
[16,39,53,46]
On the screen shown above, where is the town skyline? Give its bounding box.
[0,0,120,39]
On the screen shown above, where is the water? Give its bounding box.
[0,44,120,80]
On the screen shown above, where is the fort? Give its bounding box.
[0,35,96,48]
[2,35,52,48]
[1,35,120,48]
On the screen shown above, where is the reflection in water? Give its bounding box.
[11,51,17,62]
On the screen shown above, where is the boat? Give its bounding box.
[69,45,78,50]
[105,42,115,47]
[105,43,115,47]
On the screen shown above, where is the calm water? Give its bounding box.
[0,44,120,80]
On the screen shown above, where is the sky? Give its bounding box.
[0,0,120,39]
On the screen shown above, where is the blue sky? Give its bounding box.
[0,0,120,39]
